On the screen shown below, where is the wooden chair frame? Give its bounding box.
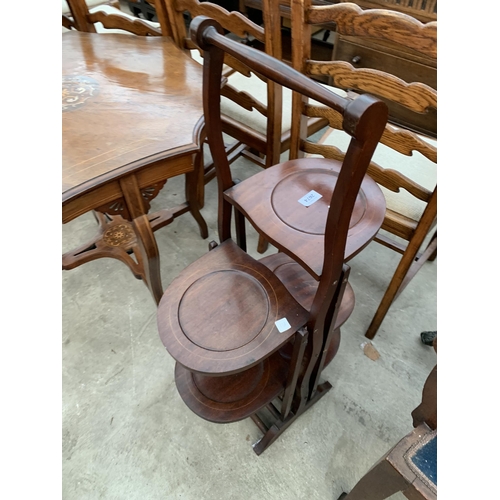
[290,1,437,339]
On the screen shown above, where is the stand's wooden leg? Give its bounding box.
[281,328,308,420]
[257,234,269,254]
[232,179,247,252]
[251,380,332,455]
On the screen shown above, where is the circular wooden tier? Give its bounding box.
[174,350,289,423]
[157,240,310,377]
[224,157,386,279]
[171,252,356,424]
[259,252,354,368]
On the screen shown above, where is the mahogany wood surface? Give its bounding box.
[62,32,204,205]
[156,16,388,453]
[62,26,208,303]
[157,239,310,375]
[226,157,385,278]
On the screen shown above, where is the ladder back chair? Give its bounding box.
[62,0,208,303]
[290,1,437,339]
[156,15,388,454]
[165,0,328,206]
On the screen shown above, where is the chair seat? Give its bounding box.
[319,128,437,222]
[157,239,310,376]
[221,73,348,136]
[225,157,386,279]
[405,429,437,493]
[221,72,292,136]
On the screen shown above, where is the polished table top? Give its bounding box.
[62,30,208,303]
[62,31,205,207]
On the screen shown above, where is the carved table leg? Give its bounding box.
[63,174,165,304]
[132,214,163,304]
[119,174,163,304]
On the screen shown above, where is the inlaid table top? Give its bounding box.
[62,30,208,304]
[62,31,205,206]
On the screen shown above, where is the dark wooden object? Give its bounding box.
[290,1,437,339]
[156,15,388,454]
[338,338,437,499]
[62,2,208,304]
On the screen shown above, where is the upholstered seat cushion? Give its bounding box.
[221,72,347,137]
[405,429,437,493]
[317,126,437,222]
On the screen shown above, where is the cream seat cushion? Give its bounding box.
[220,72,347,136]
[318,127,437,222]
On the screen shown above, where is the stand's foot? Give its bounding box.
[251,380,332,455]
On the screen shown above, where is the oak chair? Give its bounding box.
[62,0,208,303]
[156,15,388,454]
[165,0,328,207]
[290,1,437,339]
[338,337,437,499]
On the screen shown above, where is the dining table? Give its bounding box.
[62,30,208,304]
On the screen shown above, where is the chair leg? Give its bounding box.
[257,234,269,254]
[365,191,437,340]
[426,230,437,262]
[336,456,409,500]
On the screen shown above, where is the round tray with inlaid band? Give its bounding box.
[225,157,386,279]
[157,240,310,377]
[174,349,289,423]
